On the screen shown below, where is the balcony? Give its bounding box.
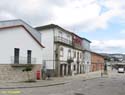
[11,56,36,67]
[73,43,83,50]
[54,36,72,46]
[67,57,74,63]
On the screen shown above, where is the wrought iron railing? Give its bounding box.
[73,43,83,50]
[54,36,72,46]
[11,56,36,64]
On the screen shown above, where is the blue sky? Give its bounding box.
[77,19,125,53]
[0,0,125,54]
[78,20,125,40]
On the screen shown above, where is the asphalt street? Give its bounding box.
[0,70,125,95]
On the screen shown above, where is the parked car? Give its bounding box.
[118,67,124,73]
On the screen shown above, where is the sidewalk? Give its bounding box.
[0,71,107,89]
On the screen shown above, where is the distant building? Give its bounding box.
[71,33,84,75]
[0,19,44,81]
[35,24,91,76]
[91,52,104,72]
[110,54,123,62]
[82,38,91,73]
[101,53,125,65]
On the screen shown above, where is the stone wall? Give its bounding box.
[0,64,42,82]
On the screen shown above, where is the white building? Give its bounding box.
[36,24,90,76]
[82,38,91,73]
[72,33,84,74]
[0,19,44,81]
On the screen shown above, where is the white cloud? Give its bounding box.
[52,0,100,25]
[0,11,17,20]
[0,0,53,25]
[51,0,125,32]
[76,0,125,32]
[0,0,124,31]
[0,0,125,54]
[91,40,125,53]
[120,30,125,34]
[101,0,125,10]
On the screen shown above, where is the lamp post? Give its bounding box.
[42,60,46,80]
[104,58,108,75]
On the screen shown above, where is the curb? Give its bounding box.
[82,75,109,81]
[0,82,68,89]
[0,77,102,89]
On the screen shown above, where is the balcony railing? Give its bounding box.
[54,36,72,46]
[67,57,74,63]
[11,56,36,64]
[73,43,83,50]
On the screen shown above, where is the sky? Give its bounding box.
[0,0,125,54]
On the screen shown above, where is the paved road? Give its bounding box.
[1,70,125,95]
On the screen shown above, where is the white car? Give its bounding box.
[118,68,124,73]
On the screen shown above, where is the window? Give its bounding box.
[67,34,70,38]
[27,50,32,64]
[67,34,70,40]
[60,47,64,56]
[74,51,76,58]
[77,52,79,59]
[80,53,82,59]
[14,48,20,64]
[74,65,76,71]
[68,49,71,58]
[59,31,63,37]
[67,34,71,42]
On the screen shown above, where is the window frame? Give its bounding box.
[68,49,71,58]
[60,47,64,57]
[14,48,20,64]
[27,50,32,64]
[74,51,76,58]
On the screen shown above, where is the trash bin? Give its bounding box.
[36,70,41,80]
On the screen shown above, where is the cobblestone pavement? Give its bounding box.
[0,71,102,89]
[1,69,125,95]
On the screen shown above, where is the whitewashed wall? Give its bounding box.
[82,39,91,72]
[73,49,83,73]
[40,27,73,70]
[54,28,72,42]
[73,50,83,63]
[82,39,90,50]
[83,51,91,72]
[0,27,43,64]
[59,45,73,62]
[39,29,54,69]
